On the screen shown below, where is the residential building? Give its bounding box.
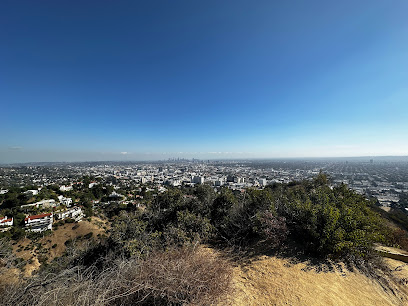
[259,178,267,186]
[24,213,53,232]
[60,185,73,192]
[58,195,73,207]
[21,199,56,209]
[55,207,83,222]
[24,189,39,196]
[0,216,13,231]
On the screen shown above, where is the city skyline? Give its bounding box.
[2,1,408,163]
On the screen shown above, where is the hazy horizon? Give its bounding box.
[2,1,408,164]
[1,149,408,165]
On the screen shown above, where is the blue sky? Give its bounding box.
[1,0,408,163]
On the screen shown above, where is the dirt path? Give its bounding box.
[221,255,408,306]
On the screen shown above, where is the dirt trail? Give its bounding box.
[222,255,408,306]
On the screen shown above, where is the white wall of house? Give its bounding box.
[0,216,13,227]
[25,214,53,232]
[56,207,83,221]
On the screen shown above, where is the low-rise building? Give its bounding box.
[109,191,123,199]
[259,178,267,186]
[58,195,73,207]
[55,206,83,222]
[21,199,56,209]
[24,189,39,196]
[24,213,53,232]
[0,216,13,231]
[60,185,73,192]
[88,182,98,188]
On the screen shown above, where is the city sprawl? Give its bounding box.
[1,158,408,213]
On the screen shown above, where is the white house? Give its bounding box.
[21,199,56,209]
[0,216,13,231]
[60,185,73,192]
[58,195,73,207]
[55,207,83,222]
[259,178,267,186]
[89,182,98,188]
[24,189,39,196]
[24,213,53,232]
[109,191,123,199]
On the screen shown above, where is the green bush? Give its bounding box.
[109,212,162,257]
[84,232,93,239]
[72,224,80,230]
[271,177,386,259]
[163,210,214,246]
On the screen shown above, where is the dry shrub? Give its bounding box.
[0,238,20,297]
[0,238,14,268]
[1,246,233,306]
[111,246,233,305]
[389,228,408,251]
[257,211,288,247]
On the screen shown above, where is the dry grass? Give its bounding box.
[0,238,21,298]
[42,218,105,260]
[6,229,408,306]
[1,245,233,306]
[12,219,106,276]
[220,254,408,306]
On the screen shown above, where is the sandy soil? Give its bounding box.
[220,254,408,306]
[376,245,408,256]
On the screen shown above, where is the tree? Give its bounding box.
[191,184,216,217]
[397,192,408,210]
[2,193,20,209]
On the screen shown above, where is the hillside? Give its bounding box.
[2,176,408,305]
[11,217,107,276]
[222,254,408,306]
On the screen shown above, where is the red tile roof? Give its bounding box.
[0,218,12,223]
[25,213,52,221]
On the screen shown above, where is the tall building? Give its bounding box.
[192,176,205,184]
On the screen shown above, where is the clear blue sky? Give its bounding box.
[1,0,408,163]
